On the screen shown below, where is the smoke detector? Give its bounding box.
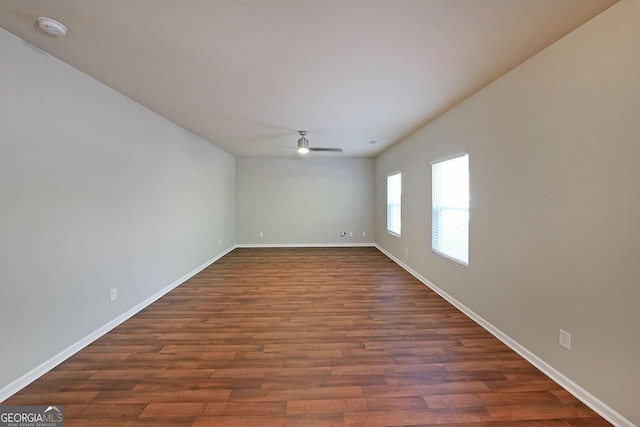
[37,17,67,37]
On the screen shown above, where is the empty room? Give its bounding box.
[1,0,638,426]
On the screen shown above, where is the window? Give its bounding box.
[432,154,469,266]
[387,172,401,235]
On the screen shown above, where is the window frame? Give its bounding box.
[431,153,469,266]
[386,172,402,236]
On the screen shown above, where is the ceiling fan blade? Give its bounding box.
[308,147,343,152]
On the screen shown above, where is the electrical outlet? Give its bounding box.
[349,231,353,237]
[110,288,117,301]
[259,232,264,238]
[362,231,366,237]
[559,329,571,350]
[405,248,408,255]
[218,239,221,246]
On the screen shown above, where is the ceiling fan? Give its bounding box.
[297,131,343,154]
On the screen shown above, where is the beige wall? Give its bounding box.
[237,157,375,245]
[0,28,236,396]
[376,0,640,424]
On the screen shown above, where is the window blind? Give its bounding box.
[432,154,469,266]
[387,173,401,235]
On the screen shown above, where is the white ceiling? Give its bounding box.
[0,0,616,157]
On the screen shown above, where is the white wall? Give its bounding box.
[0,28,236,394]
[237,157,375,245]
[376,0,640,424]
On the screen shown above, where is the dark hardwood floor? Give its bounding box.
[4,247,610,426]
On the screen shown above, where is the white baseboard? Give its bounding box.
[0,245,236,403]
[375,244,634,427]
[236,243,376,248]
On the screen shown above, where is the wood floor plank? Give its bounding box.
[191,414,344,427]
[2,247,610,426]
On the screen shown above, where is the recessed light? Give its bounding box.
[37,17,67,37]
